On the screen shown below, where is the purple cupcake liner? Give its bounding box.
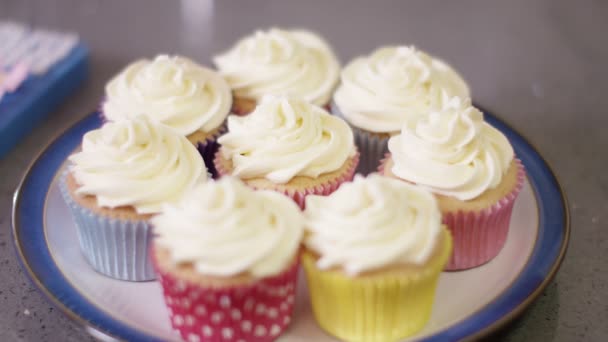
[194,122,226,179]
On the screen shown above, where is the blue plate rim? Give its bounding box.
[12,107,570,342]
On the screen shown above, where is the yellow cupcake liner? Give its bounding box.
[302,229,452,342]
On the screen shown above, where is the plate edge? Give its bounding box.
[459,104,571,341]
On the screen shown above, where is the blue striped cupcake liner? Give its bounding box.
[330,102,391,175]
[59,172,156,281]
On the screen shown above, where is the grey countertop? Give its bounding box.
[0,0,606,341]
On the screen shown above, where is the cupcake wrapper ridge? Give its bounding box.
[59,172,156,281]
[302,230,452,342]
[331,101,390,175]
[444,159,525,270]
[378,156,526,270]
[214,151,359,209]
[153,255,300,342]
[350,124,390,176]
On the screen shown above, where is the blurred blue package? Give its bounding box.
[0,21,88,159]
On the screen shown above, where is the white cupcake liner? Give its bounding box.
[59,172,155,281]
[330,102,390,175]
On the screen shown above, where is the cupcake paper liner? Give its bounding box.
[302,230,452,342]
[214,151,360,209]
[443,159,525,270]
[153,256,300,342]
[193,123,227,179]
[59,172,156,281]
[378,156,526,271]
[330,101,390,175]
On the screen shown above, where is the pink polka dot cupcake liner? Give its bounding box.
[378,156,526,271]
[214,150,360,210]
[154,258,300,342]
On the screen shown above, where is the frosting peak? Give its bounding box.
[69,117,206,214]
[304,174,443,275]
[152,177,304,278]
[213,28,340,106]
[333,46,470,133]
[103,55,231,136]
[218,96,355,184]
[388,94,514,200]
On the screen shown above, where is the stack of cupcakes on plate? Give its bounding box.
[60,27,525,342]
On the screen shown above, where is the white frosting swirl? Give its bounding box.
[69,118,206,214]
[387,95,514,201]
[334,46,470,133]
[213,28,340,106]
[304,174,442,275]
[218,96,355,184]
[103,55,231,136]
[152,177,304,278]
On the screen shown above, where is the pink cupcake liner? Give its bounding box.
[154,256,300,342]
[214,150,359,209]
[444,159,525,270]
[379,155,526,270]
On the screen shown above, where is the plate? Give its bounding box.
[12,109,569,341]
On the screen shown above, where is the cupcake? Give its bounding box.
[151,177,304,342]
[214,95,359,209]
[102,55,232,171]
[332,46,470,174]
[213,28,340,115]
[60,117,206,281]
[303,174,452,341]
[379,94,525,270]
